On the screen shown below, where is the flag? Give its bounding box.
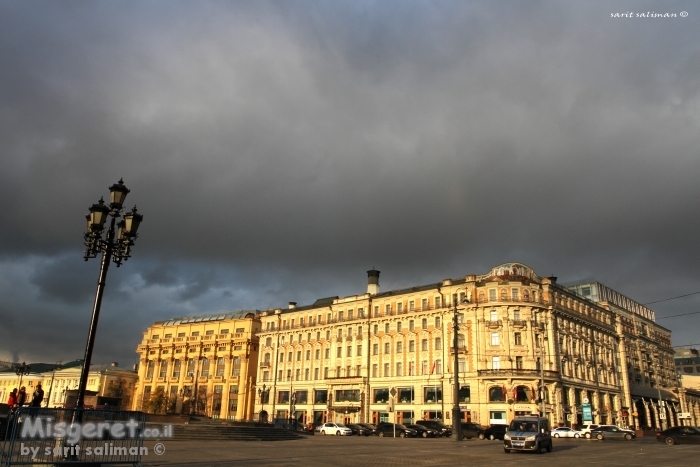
[430,361,436,375]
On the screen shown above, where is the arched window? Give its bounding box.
[500,289,508,301]
[489,386,505,402]
[264,353,271,363]
[514,385,530,402]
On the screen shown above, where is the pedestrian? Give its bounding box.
[7,388,18,406]
[17,386,27,407]
[31,382,44,407]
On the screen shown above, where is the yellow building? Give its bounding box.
[252,264,676,430]
[134,310,261,420]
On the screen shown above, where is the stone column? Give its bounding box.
[239,352,251,420]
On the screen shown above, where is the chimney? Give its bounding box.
[110,362,118,367]
[367,269,380,295]
[288,302,297,309]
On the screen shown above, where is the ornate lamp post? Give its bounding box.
[78,179,143,409]
[258,384,270,422]
[15,362,31,389]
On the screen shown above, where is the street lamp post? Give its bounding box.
[258,384,269,422]
[15,362,31,390]
[79,179,143,409]
[451,296,468,442]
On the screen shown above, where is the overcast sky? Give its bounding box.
[1,1,699,367]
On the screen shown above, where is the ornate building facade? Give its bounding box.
[252,263,678,430]
[134,311,261,419]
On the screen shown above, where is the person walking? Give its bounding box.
[30,382,44,407]
[16,386,27,407]
[7,388,18,406]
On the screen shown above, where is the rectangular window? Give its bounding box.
[347,346,352,357]
[409,320,415,331]
[397,341,403,353]
[374,306,379,317]
[490,310,498,322]
[335,389,360,402]
[172,360,181,378]
[306,350,311,360]
[409,300,415,311]
[216,357,225,377]
[458,358,466,373]
[396,362,403,376]
[384,363,390,377]
[384,343,390,354]
[422,298,428,310]
[374,324,379,335]
[435,359,442,374]
[422,318,428,329]
[338,329,343,339]
[373,388,389,403]
[314,389,328,404]
[513,310,520,321]
[337,347,342,358]
[325,348,330,359]
[492,356,501,370]
[338,311,344,321]
[372,364,378,378]
[422,360,428,375]
[514,332,522,346]
[489,289,497,301]
[424,386,442,403]
[357,345,362,356]
[435,317,441,328]
[397,303,403,314]
[398,387,414,403]
[511,288,519,301]
[435,337,441,350]
[278,391,289,404]
[358,308,364,318]
[385,304,391,315]
[314,368,319,380]
[458,385,470,403]
[435,297,441,308]
[491,333,499,346]
[297,351,302,361]
[397,322,402,333]
[421,339,428,351]
[516,356,523,369]
[315,349,320,359]
[373,344,379,355]
[409,340,415,352]
[324,367,329,379]
[385,323,390,333]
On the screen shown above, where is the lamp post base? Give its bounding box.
[451,407,462,441]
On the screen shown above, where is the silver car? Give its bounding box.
[551,427,581,438]
[319,422,353,436]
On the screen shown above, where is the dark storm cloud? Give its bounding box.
[1,0,699,363]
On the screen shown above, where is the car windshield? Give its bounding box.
[396,424,408,429]
[509,421,538,432]
[336,424,346,427]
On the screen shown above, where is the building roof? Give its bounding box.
[0,359,83,375]
[156,310,263,326]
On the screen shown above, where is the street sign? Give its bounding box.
[659,413,666,420]
[390,388,397,397]
[582,397,589,404]
[679,413,692,419]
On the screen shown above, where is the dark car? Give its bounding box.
[483,424,508,440]
[357,423,378,435]
[346,423,371,436]
[406,424,437,438]
[656,426,700,445]
[375,422,418,438]
[460,422,485,440]
[415,420,452,437]
[591,426,636,441]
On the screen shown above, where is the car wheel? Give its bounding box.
[535,442,542,454]
[624,433,632,441]
[585,433,591,439]
[422,432,428,438]
[665,437,676,446]
[479,433,485,440]
[399,431,406,438]
[489,434,495,440]
[504,448,510,453]
[321,431,326,435]
[546,441,553,452]
[379,432,384,437]
[574,434,580,438]
[596,434,603,441]
[336,431,340,436]
[553,433,560,438]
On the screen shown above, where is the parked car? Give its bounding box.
[482,424,507,440]
[656,426,700,445]
[357,423,378,435]
[578,424,600,439]
[591,426,636,441]
[460,422,485,440]
[375,422,418,438]
[551,427,581,438]
[319,422,353,436]
[503,416,553,454]
[415,420,452,437]
[346,423,372,436]
[406,424,437,438]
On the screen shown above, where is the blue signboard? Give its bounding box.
[582,404,592,422]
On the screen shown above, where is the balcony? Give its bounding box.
[449,346,468,354]
[478,369,560,379]
[486,320,502,329]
